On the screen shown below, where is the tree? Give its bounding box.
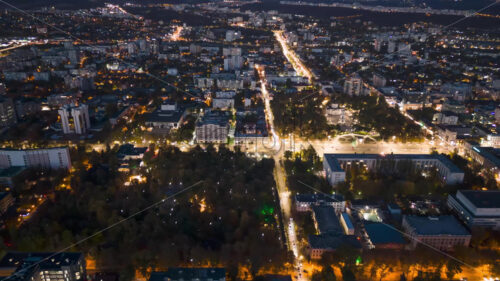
[446,260,462,280]
[490,261,500,278]
[321,265,337,281]
[341,267,356,281]
[311,271,322,281]
[12,145,288,281]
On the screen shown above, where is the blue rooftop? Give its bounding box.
[365,222,406,245]
[341,212,354,230]
[404,215,470,236]
[312,206,342,235]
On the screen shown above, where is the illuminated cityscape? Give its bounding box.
[0,0,499,280]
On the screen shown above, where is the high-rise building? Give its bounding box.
[398,42,411,56]
[0,82,6,95]
[151,39,160,54]
[222,47,242,56]
[343,75,363,96]
[127,42,137,55]
[58,103,91,135]
[0,97,17,128]
[225,30,241,42]
[387,40,396,53]
[196,111,230,143]
[71,104,90,135]
[372,73,387,88]
[58,106,72,134]
[373,38,383,52]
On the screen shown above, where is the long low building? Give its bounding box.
[323,153,464,186]
[0,147,71,170]
[364,222,406,249]
[308,206,361,259]
[308,234,361,259]
[464,144,500,179]
[0,252,85,281]
[402,215,471,250]
[295,193,345,213]
[448,190,500,229]
[149,268,226,281]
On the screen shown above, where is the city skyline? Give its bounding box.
[0,0,498,281]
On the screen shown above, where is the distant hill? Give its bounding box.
[242,1,500,29]
[0,0,105,10]
[0,0,218,10]
[2,0,498,15]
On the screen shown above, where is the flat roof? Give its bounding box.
[308,234,361,250]
[312,206,342,235]
[296,193,344,204]
[341,212,354,230]
[365,222,406,245]
[458,190,500,209]
[0,167,25,178]
[404,215,470,236]
[144,110,184,123]
[117,144,147,156]
[0,147,68,152]
[324,153,463,173]
[0,252,83,270]
[149,268,226,281]
[471,146,500,168]
[259,275,292,281]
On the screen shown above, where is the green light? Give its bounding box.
[356,256,362,266]
[260,206,275,216]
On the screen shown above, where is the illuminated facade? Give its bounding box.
[0,252,85,281]
[58,104,90,135]
[402,215,471,250]
[448,190,500,229]
[0,147,71,170]
[323,153,464,186]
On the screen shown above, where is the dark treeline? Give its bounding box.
[7,145,290,280]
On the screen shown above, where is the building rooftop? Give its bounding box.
[117,144,147,158]
[365,222,406,245]
[296,193,344,204]
[0,252,83,268]
[0,167,25,178]
[149,268,226,281]
[0,251,83,280]
[471,146,500,168]
[312,206,342,235]
[404,215,470,236]
[144,109,184,124]
[324,153,463,173]
[197,111,230,127]
[341,212,354,230]
[458,190,500,209]
[0,192,11,202]
[0,147,69,152]
[308,234,361,250]
[258,275,292,281]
